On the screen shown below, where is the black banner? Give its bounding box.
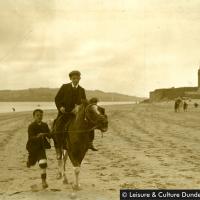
[120,190,200,200]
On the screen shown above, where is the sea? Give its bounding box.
[0,101,136,113]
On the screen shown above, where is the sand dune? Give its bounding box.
[1,102,200,199]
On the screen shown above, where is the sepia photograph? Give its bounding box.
[0,0,200,199]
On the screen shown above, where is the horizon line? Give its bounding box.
[0,87,146,98]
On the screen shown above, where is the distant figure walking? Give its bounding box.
[12,107,15,112]
[194,103,199,108]
[183,101,188,112]
[174,98,182,112]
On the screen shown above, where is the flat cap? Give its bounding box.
[69,70,81,77]
[89,97,99,104]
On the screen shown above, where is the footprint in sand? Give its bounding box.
[50,188,62,192]
[99,166,107,170]
[167,153,175,158]
[99,173,106,177]
[30,184,40,192]
[108,188,116,191]
[120,182,137,189]
[29,177,38,180]
[184,175,194,180]
[109,173,120,181]
[138,169,145,173]
[159,175,168,179]
[0,178,14,182]
[101,179,108,182]
[124,172,134,177]
[195,180,200,184]
[154,182,168,189]
[110,176,120,181]
[162,163,170,167]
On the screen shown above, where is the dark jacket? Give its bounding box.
[26,121,51,153]
[55,83,86,113]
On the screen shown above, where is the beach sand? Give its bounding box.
[1,102,200,199]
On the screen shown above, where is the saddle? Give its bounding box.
[51,113,75,149]
[52,113,73,134]
[63,119,73,135]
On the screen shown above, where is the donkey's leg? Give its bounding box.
[62,149,69,184]
[56,148,63,179]
[73,166,81,190]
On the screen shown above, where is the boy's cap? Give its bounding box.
[69,70,81,77]
[89,97,99,104]
[33,109,43,116]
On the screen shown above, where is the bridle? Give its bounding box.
[84,103,99,125]
[52,103,105,134]
[85,103,107,125]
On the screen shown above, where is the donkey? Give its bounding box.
[51,99,108,190]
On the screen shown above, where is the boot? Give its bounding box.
[41,173,48,189]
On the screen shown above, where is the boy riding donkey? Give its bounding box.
[52,70,98,180]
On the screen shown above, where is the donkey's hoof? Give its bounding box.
[30,184,40,192]
[69,192,77,199]
[72,184,81,191]
[63,178,69,184]
[56,172,62,180]
[42,182,48,189]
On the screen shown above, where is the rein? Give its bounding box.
[85,103,103,125]
[51,104,98,134]
[51,125,97,135]
[51,104,97,135]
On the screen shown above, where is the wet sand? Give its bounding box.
[0,102,200,199]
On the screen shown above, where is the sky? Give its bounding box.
[0,0,200,97]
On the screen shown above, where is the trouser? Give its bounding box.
[27,149,47,167]
[52,113,70,150]
[53,113,70,134]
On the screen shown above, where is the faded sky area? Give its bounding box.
[0,0,200,97]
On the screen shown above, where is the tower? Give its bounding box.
[198,67,200,88]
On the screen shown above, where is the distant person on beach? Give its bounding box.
[88,97,99,142]
[12,107,15,112]
[89,97,106,138]
[194,103,199,108]
[26,109,51,189]
[183,101,188,112]
[174,98,182,112]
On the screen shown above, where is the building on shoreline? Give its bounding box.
[150,68,200,101]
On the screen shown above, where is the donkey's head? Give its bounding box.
[79,98,108,132]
